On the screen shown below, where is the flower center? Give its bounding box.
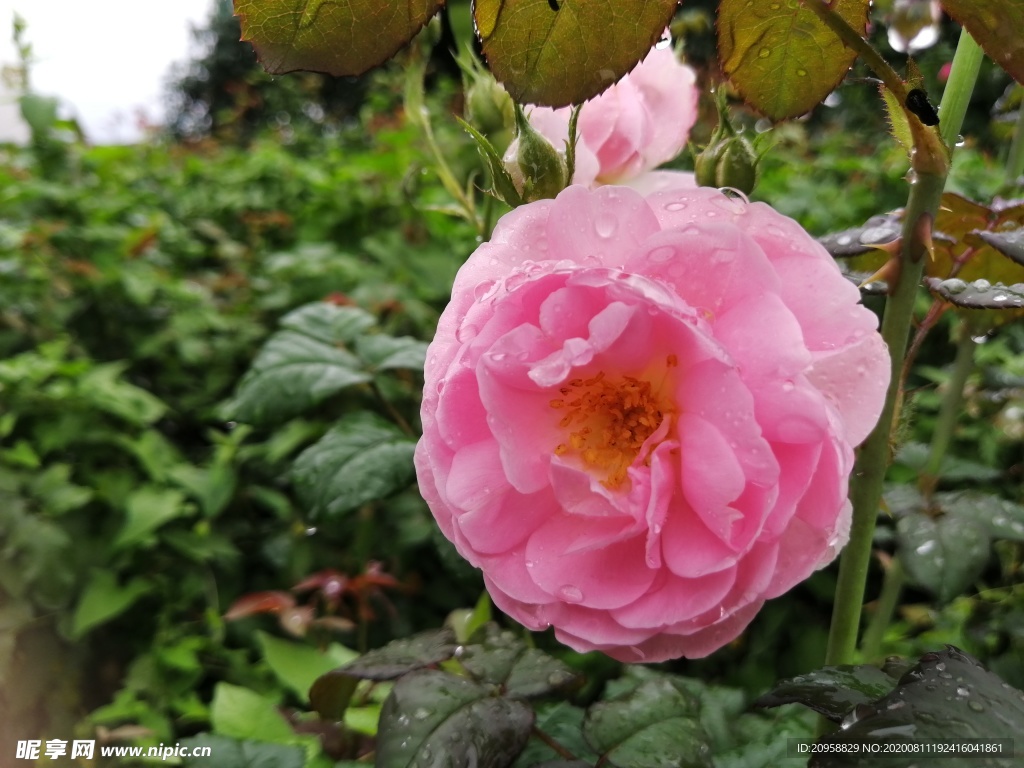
[551,355,677,489]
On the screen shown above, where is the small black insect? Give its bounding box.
[548,0,560,10]
[906,88,939,126]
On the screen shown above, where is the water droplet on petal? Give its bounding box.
[665,201,687,212]
[595,217,618,238]
[559,585,584,603]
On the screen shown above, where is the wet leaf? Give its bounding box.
[459,624,580,699]
[234,0,445,77]
[223,331,371,425]
[474,0,677,108]
[718,0,869,120]
[938,491,1024,543]
[583,678,712,768]
[291,413,416,521]
[754,666,900,723]
[279,303,376,345]
[818,213,902,258]
[924,277,1024,309]
[355,335,428,372]
[897,513,990,603]
[939,1,1024,85]
[976,228,1024,267]
[376,669,533,768]
[338,628,457,680]
[812,647,1024,767]
[309,671,359,720]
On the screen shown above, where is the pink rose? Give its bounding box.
[509,46,699,188]
[415,184,889,663]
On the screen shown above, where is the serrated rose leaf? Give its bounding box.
[812,647,1024,768]
[755,666,900,723]
[337,628,457,680]
[459,624,580,698]
[291,413,416,520]
[940,0,1024,85]
[925,277,1024,310]
[376,669,533,768]
[718,0,869,120]
[234,0,445,76]
[474,0,678,108]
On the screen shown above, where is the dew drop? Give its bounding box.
[992,292,1009,302]
[968,700,985,712]
[525,559,536,569]
[973,278,991,291]
[595,217,618,238]
[955,134,965,147]
[837,235,853,245]
[939,278,968,294]
[647,245,676,263]
[758,47,771,58]
[915,540,936,555]
[796,68,808,77]
[664,201,687,212]
[655,31,672,50]
[559,585,584,603]
[956,686,969,696]
[474,280,496,300]
[781,380,795,393]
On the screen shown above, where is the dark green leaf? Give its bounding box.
[938,491,1024,543]
[225,331,371,425]
[179,735,305,768]
[279,302,376,345]
[235,0,445,76]
[291,412,416,520]
[939,1,1024,85]
[70,570,152,639]
[818,214,901,258]
[583,678,712,768]
[377,669,534,768]
[718,0,869,120]
[356,334,428,372]
[925,277,1024,310]
[755,666,900,723]
[976,229,1024,267]
[309,671,360,720]
[513,702,598,768]
[475,0,678,108]
[897,513,990,603]
[340,628,457,680]
[456,116,525,207]
[812,647,1024,768]
[460,625,580,699]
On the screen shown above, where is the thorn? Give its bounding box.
[913,212,936,262]
[859,257,901,290]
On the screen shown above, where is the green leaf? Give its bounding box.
[339,628,457,681]
[897,512,990,603]
[583,678,712,768]
[356,334,429,372]
[279,302,377,345]
[718,0,869,120]
[376,669,533,768]
[291,412,416,521]
[257,631,357,703]
[235,0,445,76]
[938,491,1024,543]
[754,666,900,723]
[225,331,371,425]
[309,671,360,721]
[460,624,580,699]
[940,1,1024,85]
[71,570,152,639]
[475,0,678,108]
[168,463,237,518]
[210,683,294,743]
[27,463,93,514]
[513,701,598,767]
[812,647,1024,767]
[113,486,191,550]
[179,735,305,768]
[880,85,914,157]
[78,362,168,426]
[455,116,525,207]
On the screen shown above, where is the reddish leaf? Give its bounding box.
[224,591,296,621]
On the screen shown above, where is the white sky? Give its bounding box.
[2,0,216,143]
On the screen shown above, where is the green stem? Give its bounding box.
[823,28,984,668]
[920,322,977,494]
[1006,87,1024,185]
[936,33,985,150]
[860,556,905,661]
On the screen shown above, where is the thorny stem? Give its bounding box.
[823,27,984,669]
